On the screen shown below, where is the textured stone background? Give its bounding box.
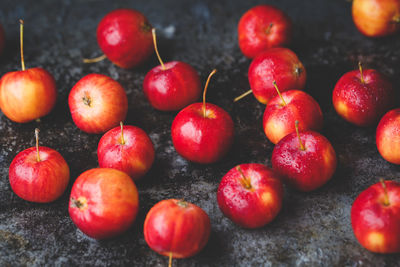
[1,0,400,266]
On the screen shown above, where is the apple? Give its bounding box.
[9,129,70,203]
[217,163,283,228]
[97,122,155,180]
[0,20,56,123]
[143,29,201,111]
[352,0,400,37]
[144,199,211,264]
[171,69,234,164]
[351,180,400,253]
[68,73,128,134]
[332,63,395,126]
[271,122,337,192]
[376,108,400,164]
[236,48,306,105]
[94,9,153,68]
[69,168,139,239]
[0,23,5,55]
[238,5,292,58]
[263,84,323,144]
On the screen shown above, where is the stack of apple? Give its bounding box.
[0,0,400,264]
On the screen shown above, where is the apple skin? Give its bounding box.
[171,102,234,164]
[248,48,306,105]
[217,163,283,228]
[143,61,202,111]
[69,168,139,239]
[238,5,292,58]
[351,180,400,253]
[332,69,395,127]
[97,125,155,180]
[263,90,323,144]
[0,23,5,55]
[271,131,337,192]
[68,73,128,134]
[9,146,70,203]
[352,0,400,37]
[144,199,211,258]
[0,68,57,123]
[376,108,400,164]
[97,9,153,69]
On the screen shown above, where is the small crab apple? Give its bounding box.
[171,69,234,164]
[272,121,337,192]
[217,163,283,228]
[143,29,201,111]
[238,5,292,58]
[9,129,70,203]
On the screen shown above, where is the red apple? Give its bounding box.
[69,168,139,239]
[351,180,400,253]
[0,23,5,55]
[97,122,155,180]
[376,108,400,164]
[352,0,400,37]
[238,5,292,58]
[332,63,395,127]
[143,29,201,111]
[0,20,56,123]
[246,48,306,105]
[271,123,337,192]
[9,129,69,203]
[171,69,234,164]
[96,9,153,68]
[144,199,211,261]
[68,73,128,134]
[263,85,323,144]
[217,163,283,228]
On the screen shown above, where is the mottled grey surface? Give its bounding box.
[0,0,400,266]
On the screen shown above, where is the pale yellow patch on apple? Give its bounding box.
[367,232,385,251]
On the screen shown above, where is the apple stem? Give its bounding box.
[265,23,273,34]
[202,69,217,118]
[295,121,306,151]
[358,62,365,84]
[379,179,390,206]
[236,166,252,190]
[233,89,253,102]
[168,252,172,267]
[120,121,126,145]
[273,81,286,106]
[19,19,26,71]
[152,28,165,70]
[35,128,40,162]
[176,199,188,208]
[83,54,107,64]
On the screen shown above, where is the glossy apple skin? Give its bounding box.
[0,68,57,123]
[68,74,128,134]
[171,102,234,164]
[263,90,323,144]
[376,108,400,164]
[9,146,70,203]
[69,168,139,239]
[97,9,153,69]
[352,0,400,37]
[272,131,337,192]
[143,61,202,111]
[217,163,283,228]
[0,23,5,55]
[351,180,400,253]
[248,48,306,105]
[238,5,292,58]
[332,69,394,127]
[144,199,211,258]
[97,125,155,180]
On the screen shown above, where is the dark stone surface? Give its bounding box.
[0,0,400,266]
